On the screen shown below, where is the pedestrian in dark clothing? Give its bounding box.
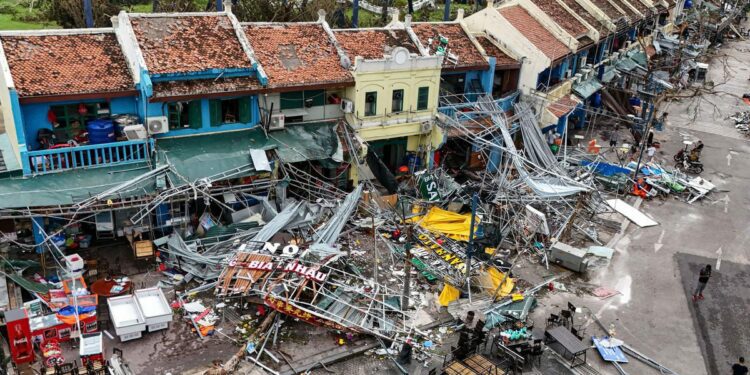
[692,264,711,301]
[610,126,620,148]
[733,357,748,375]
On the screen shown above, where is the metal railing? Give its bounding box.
[438,91,519,118]
[24,139,152,175]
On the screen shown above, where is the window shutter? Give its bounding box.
[209,100,222,126]
[188,101,202,129]
[238,97,251,123]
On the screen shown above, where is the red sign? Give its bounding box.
[193,308,212,324]
[6,309,34,365]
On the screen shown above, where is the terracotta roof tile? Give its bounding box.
[242,23,353,89]
[1,33,134,98]
[548,95,580,117]
[531,0,589,37]
[333,29,419,60]
[499,6,570,61]
[558,0,609,36]
[411,23,488,70]
[589,0,628,22]
[151,76,262,100]
[130,15,251,75]
[626,0,651,17]
[475,36,519,67]
[610,0,642,19]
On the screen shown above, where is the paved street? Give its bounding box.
[532,33,750,375]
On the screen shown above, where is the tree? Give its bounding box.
[42,0,120,28]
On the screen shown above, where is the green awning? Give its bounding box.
[573,78,604,99]
[0,162,155,209]
[601,66,618,83]
[615,58,639,71]
[156,122,342,182]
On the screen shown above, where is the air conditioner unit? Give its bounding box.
[146,116,169,134]
[269,113,285,131]
[341,99,354,113]
[123,124,148,140]
[420,121,432,134]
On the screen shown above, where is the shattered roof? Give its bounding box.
[1,32,135,98]
[548,95,580,117]
[589,0,628,22]
[530,0,589,38]
[557,0,610,38]
[151,76,262,101]
[499,6,570,61]
[333,29,420,60]
[411,23,488,70]
[242,23,353,89]
[130,14,251,75]
[475,36,520,68]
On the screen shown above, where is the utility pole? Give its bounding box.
[465,192,478,303]
[83,0,93,28]
[632,82,656,185]
[400,199,413,311]
[352,0,360,27]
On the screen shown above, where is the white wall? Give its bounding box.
[464,7,551,94]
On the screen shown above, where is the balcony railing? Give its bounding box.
[438,91,519,118]
[24,139,152,175]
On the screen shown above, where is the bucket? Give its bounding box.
[86,119,115,144]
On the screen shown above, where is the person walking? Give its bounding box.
[610,126,620,149]
[647,144,657,163]
[692,264,712,302]
[733,357,748,375]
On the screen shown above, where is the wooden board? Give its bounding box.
[444,361,478,375]
[133,240,154,258]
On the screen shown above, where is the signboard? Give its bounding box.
[417,174,441,202]
[524,205,550,236]
[264,295,348,332]
[415,229,468,273]
[227,259,328,283]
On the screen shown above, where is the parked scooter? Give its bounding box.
[674,141,704,174]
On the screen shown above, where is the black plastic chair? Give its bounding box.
[546,313,560,328]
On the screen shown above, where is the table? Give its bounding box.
[545,326,589,368]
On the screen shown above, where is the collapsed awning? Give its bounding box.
[0,162,156,209]
[572,78,604,99]
[615,58,639,72]
[601,66,618,83]
[156,122,344,182]
[547,95,581,119]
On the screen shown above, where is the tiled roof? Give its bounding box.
[499,6,570,61]
[610,0,642,19]
[242,23,353,89]
[531,0,589,37]
[151,76,262,100]
[558,0,609,36]
[578,36,595,49]
[589,0,627,22]
[130,15,251,75]
[411,23,488,70]
[475,36,519,68]
[1,33,135,98]
[626,0,651,17]
[548,95,580,117]
[333,29,420,60]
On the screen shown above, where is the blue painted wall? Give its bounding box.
[147,95,260,138]
[20,96,138,150]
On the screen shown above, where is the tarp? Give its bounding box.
[581,160,631,177]
[438,283,461,306]
[479,266,515,299]
[410,206,479,242]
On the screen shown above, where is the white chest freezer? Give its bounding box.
[107,295,146,341]
[134,287,172,332]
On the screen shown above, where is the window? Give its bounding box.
[417,87,429,111]
[167,101,201,130]
[364,92,377,117]
[391,89,404,113]
[50,102,109,139]
[280,90,325,110]
[209,98,252,126]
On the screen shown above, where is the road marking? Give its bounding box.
[716,247,723,270]
[727,152,732,166]
[711,194,730,213]
[654,229,665,252]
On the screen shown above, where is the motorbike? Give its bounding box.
[675,157,704,174]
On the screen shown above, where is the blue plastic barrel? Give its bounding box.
[87,119,116,144]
